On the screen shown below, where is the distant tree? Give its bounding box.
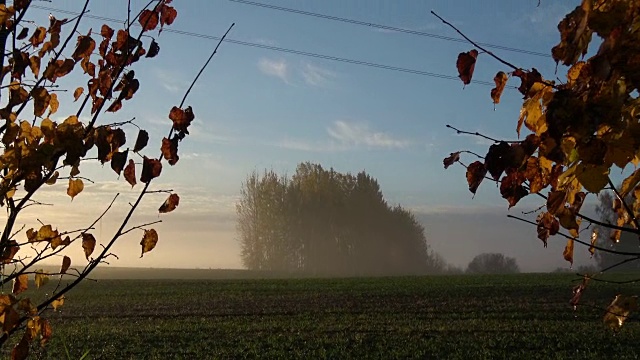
[466,253,520,274]
[594,192,640,272]
[236,162,441,275]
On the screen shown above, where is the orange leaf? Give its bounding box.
[490,71,508,104]
[563,238,574,266]
[159,193,180,213]
[161,136,179,165]
[168,106,195,135]
[73,86,84,101]
[140,229,159,257]
[139,9,159,31]
[51,295,64,311]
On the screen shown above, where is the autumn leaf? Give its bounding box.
[141,156,162,183]
[71,32,95,62]
[11,333,29,360]
[604,295,637,330]
[456,49,478,86]
[111,151,128,176]
[161,136,179,165]
[169,106,195,135]
[12,274,28,295]
[512,68,543,98]
[159,3,178,29]
[499,171,528,208]
[570,276,589,310]
[140,229,159,257]
[40,318,53,345]
[133,129,149,152]
[575,164,609,193]
[60,256,71,274]
[51,295,64,311]
[562,238,574,266]
[29,26,46,47]
[443,152,460,169]
[73,86,84,101]
[589,229,598,257]
[159,193,180,213]
[146,39,160,58]
[29,55,40,77]
[16,27,28,41]
[124,159,137,187]
[1,240,20,264]
[67,178,84,199]
[139,9,159,31]
[536,212,559,247]
[34,270,49,289]
[546,190,566,215]
[82,233,96,260]
[466,161,486,195]
[490,71,508,104]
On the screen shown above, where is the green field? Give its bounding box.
[7,273,640,359]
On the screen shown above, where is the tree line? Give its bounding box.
[236,162,443,276]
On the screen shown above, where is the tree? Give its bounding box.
[0,0,233,353]
[594,191,640,272]
[236,162,442,276]
[466,253,520,274]
[438,0,640,328]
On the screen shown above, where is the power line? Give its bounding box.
[29,4,498,87]
[228,0,551,58]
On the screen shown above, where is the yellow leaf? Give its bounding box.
[140,229,158,257]
[48,93,59,116]
[67,178,84,199]
[34,269,49,289]
[36,224,58,242]
[620,168,640,199]
[604,295,637,329]
[491,71,508,105]
[12,274,28,295]
[73,87,84,101]
[51,295,65,311]
[567,61,585,86]
[82,233,96,260]
[589,229,598,257]
[27,315,41,339]
[563,238,574,266]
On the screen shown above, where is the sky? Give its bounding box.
[11,0,607,272]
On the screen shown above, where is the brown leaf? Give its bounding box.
[169,106,195,135]
[29,26,46,47]
[31,86,50,117]
[11,333,29,360]
[456,49,478,86]
[490,71,508,104]
[159,194,180,213]
[133,129,149,152]
[146,39,160,58]
[141,156,162,183]
[1,240,19,264]
[161,136,179,165]
[29,55,40,77]
[139,9,159,31]
[60,255,71,274]
[111,151,128,176]
[67,178,84,199]
[536,212,559,247]
[443,152,460,169]
[604,295,637,330]
[160,4,178,29]
[100,24,114,39]
[140,229,159,257]
[71,32,95,62]
[466,161,486,195]
[570,276,589,310]
[16,27,28,41]
[82,233,96,260]
[546,190,567,215]
[499,171,528,208]
[512,68,543,97]
[12,274,28,295]
[124,159,137,187]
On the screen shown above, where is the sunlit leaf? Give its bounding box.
[73,86,84,101]
[140,229,159,257]
[562,238,574,266]
[604,295,637,330]
[589,229,598,257]
[159,193,179,213]
[51,295,64,311]
[490,71,508,104]
[66,178,84,199]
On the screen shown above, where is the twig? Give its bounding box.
[121,220,162,236]
[446,124,521,144]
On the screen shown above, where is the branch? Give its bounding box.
[446,124,521,144]
[507,214,640,256]
[431,11,520,71]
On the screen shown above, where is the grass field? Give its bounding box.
[7,273,640,359]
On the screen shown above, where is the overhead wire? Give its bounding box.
[228,0,551,58]
[29,4,500,87]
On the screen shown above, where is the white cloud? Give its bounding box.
[258,58,289,84]
[152,67,189,93]
[300,63,335,87]
[275,120,410,152]
[327,120,410,149]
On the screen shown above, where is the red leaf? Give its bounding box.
[466,161,486,195]
[456,49,478,85]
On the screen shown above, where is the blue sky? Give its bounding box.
[19,0,604,272]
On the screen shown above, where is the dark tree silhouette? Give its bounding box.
[466,253,520,274]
